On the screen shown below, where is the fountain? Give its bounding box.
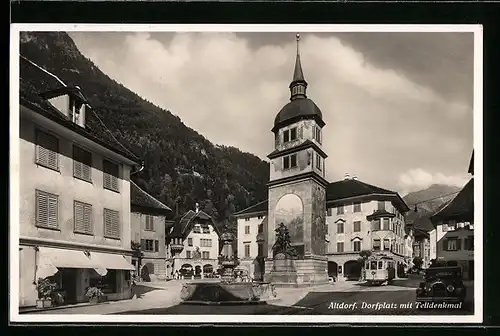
[180,225,277,305]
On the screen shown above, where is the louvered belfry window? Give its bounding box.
[35,190,58,229]
[35,130,59,170]
[74,200,93,234]
[104,208,120,239]
[73,146,92,182]
[103,160,119,192]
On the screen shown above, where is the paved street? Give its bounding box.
[112,276,474,316]
[23,276,474,316]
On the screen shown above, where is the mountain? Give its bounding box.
[19,31,269,226]
[403,184,462,233]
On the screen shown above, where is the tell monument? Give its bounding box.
[264,33,329,286]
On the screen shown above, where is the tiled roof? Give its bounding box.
[169,210,220,239]
[19,56,141,165]
[326,179,394,201]
[130,181,171,213]
[233,200,268,216]
[431,178,474,223]
[234,178,409,217]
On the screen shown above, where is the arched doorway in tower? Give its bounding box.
[327,261,338,279]
[344,260,362,281]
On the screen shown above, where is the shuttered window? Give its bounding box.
[74,201,93,234]
[35,130,59,171]
[103,208,120,239]
[103,160,119,192]
[73,146,92,182]
[35,190,58,229]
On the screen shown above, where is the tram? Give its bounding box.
[364,255,396,285]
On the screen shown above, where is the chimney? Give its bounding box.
[352,174,357,180]
[195,202,200,213]
[344,173,350,180]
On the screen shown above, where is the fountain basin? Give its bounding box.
[180,279,277,305]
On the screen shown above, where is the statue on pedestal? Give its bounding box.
[272,222,298,259]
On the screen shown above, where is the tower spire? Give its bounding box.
[289,33,308,101]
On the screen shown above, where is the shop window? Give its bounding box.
[101,269,118,294]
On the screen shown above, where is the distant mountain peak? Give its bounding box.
[403,184,462,233]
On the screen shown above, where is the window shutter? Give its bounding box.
[47,195,58,228]
[457,239,462,250]
[74,201,84,232]
[103,160,119,192]
[74,160,83,179]
[443,239,448,251]
[36,190,58,228]
[141,239,146,250]
[36,191,48,227]
[155,240,159,252]
[104,209,120,238]
[36,131,59,170]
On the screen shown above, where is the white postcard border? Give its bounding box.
[9,23,483,324]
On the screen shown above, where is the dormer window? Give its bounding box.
[42,87,87,128]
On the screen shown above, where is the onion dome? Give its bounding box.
[272,33,324,133]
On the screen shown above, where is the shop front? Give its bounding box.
[19,245,135,308]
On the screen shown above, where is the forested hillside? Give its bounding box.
[19,31,269,226]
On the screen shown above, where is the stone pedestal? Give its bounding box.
[264,255,328,288]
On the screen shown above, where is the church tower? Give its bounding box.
[264,34,328,285]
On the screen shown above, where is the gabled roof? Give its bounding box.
[233,200,268,217]
[169,210,220,239]
[430,178,474,224]
[19,55,141,165]
[130,181,172,215]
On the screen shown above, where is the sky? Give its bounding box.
[68,30,475,195]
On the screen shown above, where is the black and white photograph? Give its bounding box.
[9,24,482,324]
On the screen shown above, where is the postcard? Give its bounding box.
[9,23,482,324]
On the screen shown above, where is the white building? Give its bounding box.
[166,205,220,278]
[233,201,267,280]
[18,57,138,308]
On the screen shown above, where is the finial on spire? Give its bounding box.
[289,33,307,101]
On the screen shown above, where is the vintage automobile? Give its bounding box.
[416,262,466,306]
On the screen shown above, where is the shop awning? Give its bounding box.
[36,247,104,280]
[88,251,135,271]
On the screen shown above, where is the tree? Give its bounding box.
[413,257,423,270]
[131,240,143,279]
[357,250,372,281]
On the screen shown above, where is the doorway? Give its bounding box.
[60,268,78,304]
